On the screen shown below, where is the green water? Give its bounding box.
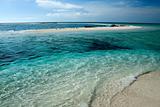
[0,23,160,107]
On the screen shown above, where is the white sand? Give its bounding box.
[22,26,142,33]
[110,72,160,107]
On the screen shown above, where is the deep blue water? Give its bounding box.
[0,23,160,107]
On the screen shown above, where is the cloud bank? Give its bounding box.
[36,0,82,9]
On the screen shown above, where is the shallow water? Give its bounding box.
[0,23,160,107]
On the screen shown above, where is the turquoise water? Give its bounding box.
[0,23,160,107]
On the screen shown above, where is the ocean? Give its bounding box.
[0,22,160,107]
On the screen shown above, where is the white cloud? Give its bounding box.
[35,0,86,20]
[36,0,82,9]
[46,11,87,18]
[35,0,160,22]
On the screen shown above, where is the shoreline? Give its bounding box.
[21,26,142,33]
[110,71,160,107]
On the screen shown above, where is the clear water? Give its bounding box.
[0,23,160,107]
[0,22,109,31]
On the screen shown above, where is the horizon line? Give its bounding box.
[0,21,160,24]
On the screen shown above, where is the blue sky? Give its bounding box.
[0,0,160,23]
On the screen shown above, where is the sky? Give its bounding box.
[0,0,160,23]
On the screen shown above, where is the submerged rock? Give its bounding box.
[110,24,127,27]
[110,24,119,27]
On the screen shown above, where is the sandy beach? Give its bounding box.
[23,26,142,33]
[110,71,160,107]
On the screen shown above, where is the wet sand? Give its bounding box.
[110,71,160,107]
